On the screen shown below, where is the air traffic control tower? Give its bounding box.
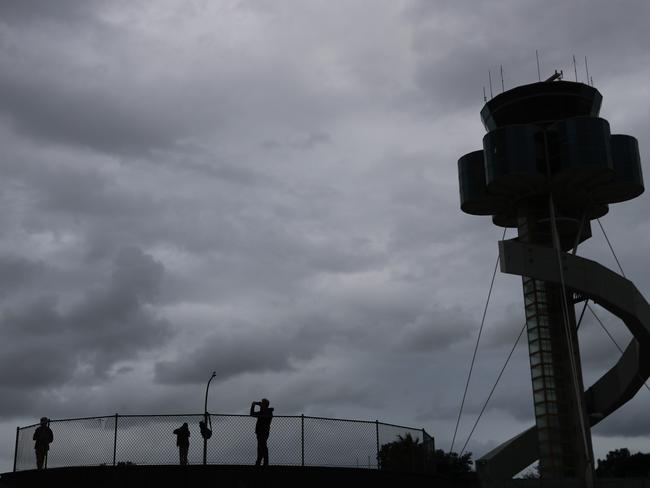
[458,78,648,486]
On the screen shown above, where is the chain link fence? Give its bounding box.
[14,414,433,473]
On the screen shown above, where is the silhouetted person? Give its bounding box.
[173,422,190,465]
[33,417,53,470]
[250,398,273,466]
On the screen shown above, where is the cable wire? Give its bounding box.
[449,227,507,454]
[459,321,526,456]
[596,219,626,278]
[587,304,650,394]
[459,295,592,457]
[548,194,593,468]
[592,219,650,393]
[576,299,589,330]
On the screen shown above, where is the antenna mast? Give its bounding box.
[488,70,493,99]
[500,65,505,92]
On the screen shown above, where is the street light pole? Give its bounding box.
[203,371,216,466]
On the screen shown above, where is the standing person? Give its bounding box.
[173,422,190,465]
[250,398,274,466]
[33,417,53,470]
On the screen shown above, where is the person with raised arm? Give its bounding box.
[249,398,273,466]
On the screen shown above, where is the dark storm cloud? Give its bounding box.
[0,247,171,397]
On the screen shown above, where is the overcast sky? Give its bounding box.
[1,0,650,473]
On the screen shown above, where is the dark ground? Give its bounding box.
[4,466,650,487]
[0,465,465,488]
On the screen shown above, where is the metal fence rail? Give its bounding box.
[14,413,434,472]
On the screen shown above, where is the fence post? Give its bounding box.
[420,428,426,472]
[301,414,305,467]
[375,420,380,469]
[113,414,118,466]
[44,419,50,470]
[13,427,19,472]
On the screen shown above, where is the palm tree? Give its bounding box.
[378,433,426,472]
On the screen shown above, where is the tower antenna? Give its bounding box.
[573,54,578,81]
[488,70,493,99]
[585,56,590,86]
[483,86,487,103]
[536,50,541,81]
[500,65,505,92]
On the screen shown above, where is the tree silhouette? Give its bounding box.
[378,433,473,477]
[432,449,473,476]
[378,433,428,472]
[596,448,650,478]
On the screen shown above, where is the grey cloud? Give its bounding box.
[292,132,332,150]
[0,0,95,25]
[154,327,306,384]
[154,315,337,385]
[397,305,475,352]
[260,131,332,151]
[0,26,351,158]
[578,319,631,373]
[0,69,192,156]
[404,0,650,113]
[0,0,649,467]
[1,145,165,234]
[158,146,269,186]
[481,381,535,423]
[591,390,650,438]
[0,256,46,296]
[154,294,488,390]
[274,368,382,414]
[0,247,171,397]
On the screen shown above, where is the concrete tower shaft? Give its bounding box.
[517,209,592,480]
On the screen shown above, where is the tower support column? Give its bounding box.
[518,214,594,483]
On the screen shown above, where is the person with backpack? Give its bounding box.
[173,422,191,465]
[33,417,53,470]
